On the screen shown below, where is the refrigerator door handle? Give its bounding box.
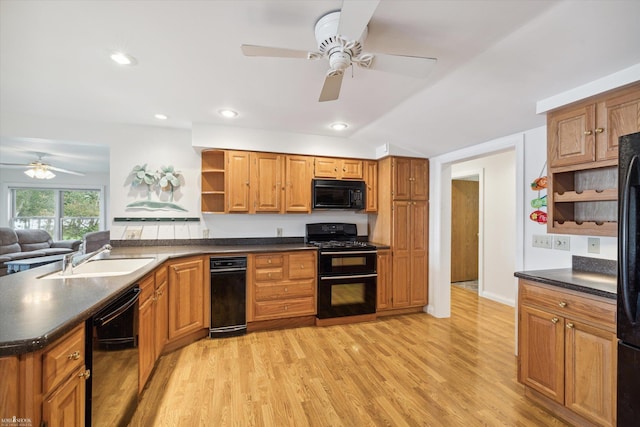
[620,154,638,325]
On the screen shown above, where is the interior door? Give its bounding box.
[451,179,479,283]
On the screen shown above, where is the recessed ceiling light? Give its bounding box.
[154,114,168,120]
[330,122,348,131]
[218,109,238,118]
[110,51,137,66]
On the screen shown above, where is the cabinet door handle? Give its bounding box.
[566,323,574,329]
[551,317,559,324]
[558,301,567,308]
[78,369,91,379]
[67,350,80,360]
[583,130,593,136]
[595,127,604,134]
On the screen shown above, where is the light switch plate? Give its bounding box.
[553,236,570,251]
[532,234,552,249]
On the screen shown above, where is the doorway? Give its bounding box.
[451,176,479,292]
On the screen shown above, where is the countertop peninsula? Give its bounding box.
[0,243,316,356]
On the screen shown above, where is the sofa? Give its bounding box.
[0,227,82,276]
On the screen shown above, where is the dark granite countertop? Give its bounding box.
[514,256,617,300]
[0,243,316,356]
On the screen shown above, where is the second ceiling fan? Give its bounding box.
[241,0,437,102]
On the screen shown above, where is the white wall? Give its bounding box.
[452,150,516,306]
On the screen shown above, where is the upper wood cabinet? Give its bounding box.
[201,150,226,213]
[314,157,363,179]
[392,157,429,201]
[548,82,640,169]
[226,150,251,212]
[251,152,285,213]
[285,155,313,213]
[363,160,378,213]
[546,82,640,236]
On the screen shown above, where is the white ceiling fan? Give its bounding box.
[1,154,85,179]
[241,0,437,102]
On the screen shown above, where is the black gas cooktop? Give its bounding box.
[305,223,376,251]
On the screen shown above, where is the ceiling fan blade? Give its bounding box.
[48,165,85,176]
[337,0,380,41]
[319,72,344,102]
[0,162,30,168]
[241,44,311,59]
[368,53,437,78]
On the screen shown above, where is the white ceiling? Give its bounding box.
[1,0,639,172]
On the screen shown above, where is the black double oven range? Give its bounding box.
[306,223,377,320]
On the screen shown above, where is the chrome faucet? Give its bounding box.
[62,244,112,276]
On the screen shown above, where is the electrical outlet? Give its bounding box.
[276,228,283,237]
[202,228,210,238]
[588,237,600,254]
[554,236,570,251]
[126,229,141,239]
[532,234,552,249]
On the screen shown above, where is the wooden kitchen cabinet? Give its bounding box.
[154,266,168,359]
[0,323,88,427]
[546,82,640,236]
[249,251,317,322]
[138,273,155,392]
[201,149,226,213]
[364,160,378,212]
[284,155,313,213]
[314,157,363,179]
[251,152,285,213]
[393,157,429,201]
[376,249,392,310]
[167,256,207,341]
[518,279,617,427]
[369,156,429,312]
[226,150,251,212]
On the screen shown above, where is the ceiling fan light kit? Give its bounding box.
[240,0,437,103]
[24,166,55,180]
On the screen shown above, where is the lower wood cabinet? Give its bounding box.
[518,279,616,427]
[376,249,392,311]
[167,256,207,340]
[248,251,317,322]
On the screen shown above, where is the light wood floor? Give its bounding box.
[131,287,569,426]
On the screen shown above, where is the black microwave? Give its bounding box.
[312,179,365,210]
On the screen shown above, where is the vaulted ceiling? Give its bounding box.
[1,0,639,171]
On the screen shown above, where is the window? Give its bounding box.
[11,187,103,240]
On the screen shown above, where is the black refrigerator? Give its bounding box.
[618,131,640,425]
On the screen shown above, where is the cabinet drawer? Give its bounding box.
[254,297,316,319]
[255,254,284,268]
[288,252,316,280]
[43,323,85,394]
[255,280,315,301]
[255,267,284,281]
[520,281,615,327]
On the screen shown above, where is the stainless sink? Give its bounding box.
[40,258,155,279]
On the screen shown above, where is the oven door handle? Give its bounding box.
[320,250,377,255]
[211,267,247,273]
[94,288,141,327]
[320,273,378,281]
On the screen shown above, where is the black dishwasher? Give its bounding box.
[210,256,247,338]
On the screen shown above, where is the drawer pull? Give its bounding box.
[584,130,593,136]
[284,287,288,292]
[551,317,559,324]
[268,273,272,278]
[595,127,604,134]
[78,369,91,379]
[268,259,272,264]
[67,351,80,360]
[300,264,304,269]
[558,302,567,308]
[566,323,574,329]
[284,305,288,310]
